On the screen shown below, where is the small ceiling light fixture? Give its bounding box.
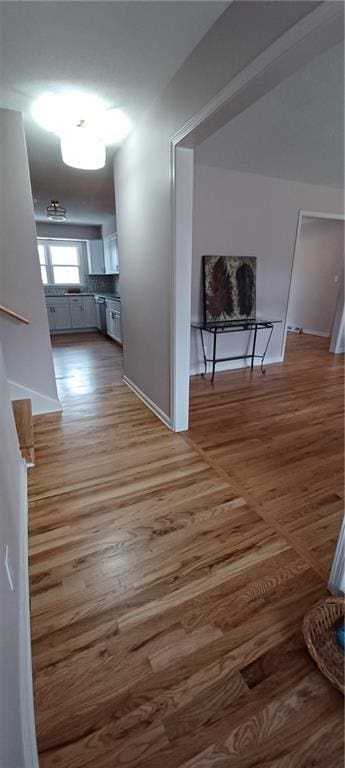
[32,91,131,171]
[46,200,67,222]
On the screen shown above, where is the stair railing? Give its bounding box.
[0,304,30,324]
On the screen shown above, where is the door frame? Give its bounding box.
[281,210,345,360]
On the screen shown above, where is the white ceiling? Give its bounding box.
[0,0,228,224]
[196,42,344,188]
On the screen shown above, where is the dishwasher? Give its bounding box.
[95,296,107,335]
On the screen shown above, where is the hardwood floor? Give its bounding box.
[29,332,344,768]
[188,333,344,580]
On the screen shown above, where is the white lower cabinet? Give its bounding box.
[46,297,71,331]
[106,306,115,339]
[55,304,72,330]
[46,295,97,331]
[106,299,122,344]
[82,296,97,327]
[47,305,56,331]
[69,297,84,328]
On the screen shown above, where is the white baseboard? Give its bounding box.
[19,461,39,768]
[123,375,172,430]
[8,380,62,415]
[190,354,283,377]
[302,329,330,338]
[50,327,98,334]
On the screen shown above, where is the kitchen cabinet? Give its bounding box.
[69,296,84,329]
[83,295,97,327]
[46,295,97,331]
[47,304,55,331]
[46,297,71,331]
[106,306,115,339]
[87,239,105,275]
[106,299,122,344]
[103,234,119,275]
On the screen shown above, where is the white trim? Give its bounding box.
[123,375,172,430]
[329,518,345,596]
[190,354,283,377]
[37,239,85,287]
[171,3,343,148]
[330,280,345,354]
[170,147,194,432]
[8,380,62,415]
[301,329,330,338]
[282,209,345,359]
[19,461,39,768]
[292,211,345,222]
[50,328,97,334]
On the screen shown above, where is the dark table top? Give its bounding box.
[191,318,282,331]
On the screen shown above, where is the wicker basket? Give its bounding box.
[303,596,344,695]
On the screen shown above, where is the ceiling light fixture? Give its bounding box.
[46,200,67,222]
[32,91,131,170]
[61,121,106,170]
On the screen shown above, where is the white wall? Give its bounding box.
[190,164,344,372]
[0,343,37,767]
[288,217,344,335]
[0,109,60,413]
[114,1,316,419]
[101,215,117,239]
[36,222,102,240]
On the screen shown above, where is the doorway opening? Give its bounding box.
[284,212,344,356]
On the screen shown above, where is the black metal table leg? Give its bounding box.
[261,323,274,373]
[200,328,207,376]
[211,329,218,382]
[251,323,258,369]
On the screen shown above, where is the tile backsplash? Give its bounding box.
[45,275,119,296]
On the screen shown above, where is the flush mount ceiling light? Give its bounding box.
[46,200,67,221]
[61,121,106,170]
[32,91,131,170]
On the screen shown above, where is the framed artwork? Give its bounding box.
[203,255,256,322]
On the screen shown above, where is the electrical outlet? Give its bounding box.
[5,545,14,591]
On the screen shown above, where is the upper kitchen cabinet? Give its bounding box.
[87,239,105,275]
[103,234,119,275]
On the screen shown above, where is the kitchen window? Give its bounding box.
[38,244,48,284]
[37,240,83,285]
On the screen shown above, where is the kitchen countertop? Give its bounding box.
[45,292,121,300]
[94,293,121,301]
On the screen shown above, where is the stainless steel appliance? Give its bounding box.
[95,296,107,335]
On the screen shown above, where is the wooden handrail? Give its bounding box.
[0,304,30,325]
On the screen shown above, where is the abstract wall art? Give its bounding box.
[203,255,256,322]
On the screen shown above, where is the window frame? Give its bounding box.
[37,239,85,286]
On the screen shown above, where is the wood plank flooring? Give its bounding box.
[29,332,344,767]
[188,333,344,580]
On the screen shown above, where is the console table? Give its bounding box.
[191,318,281,382]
